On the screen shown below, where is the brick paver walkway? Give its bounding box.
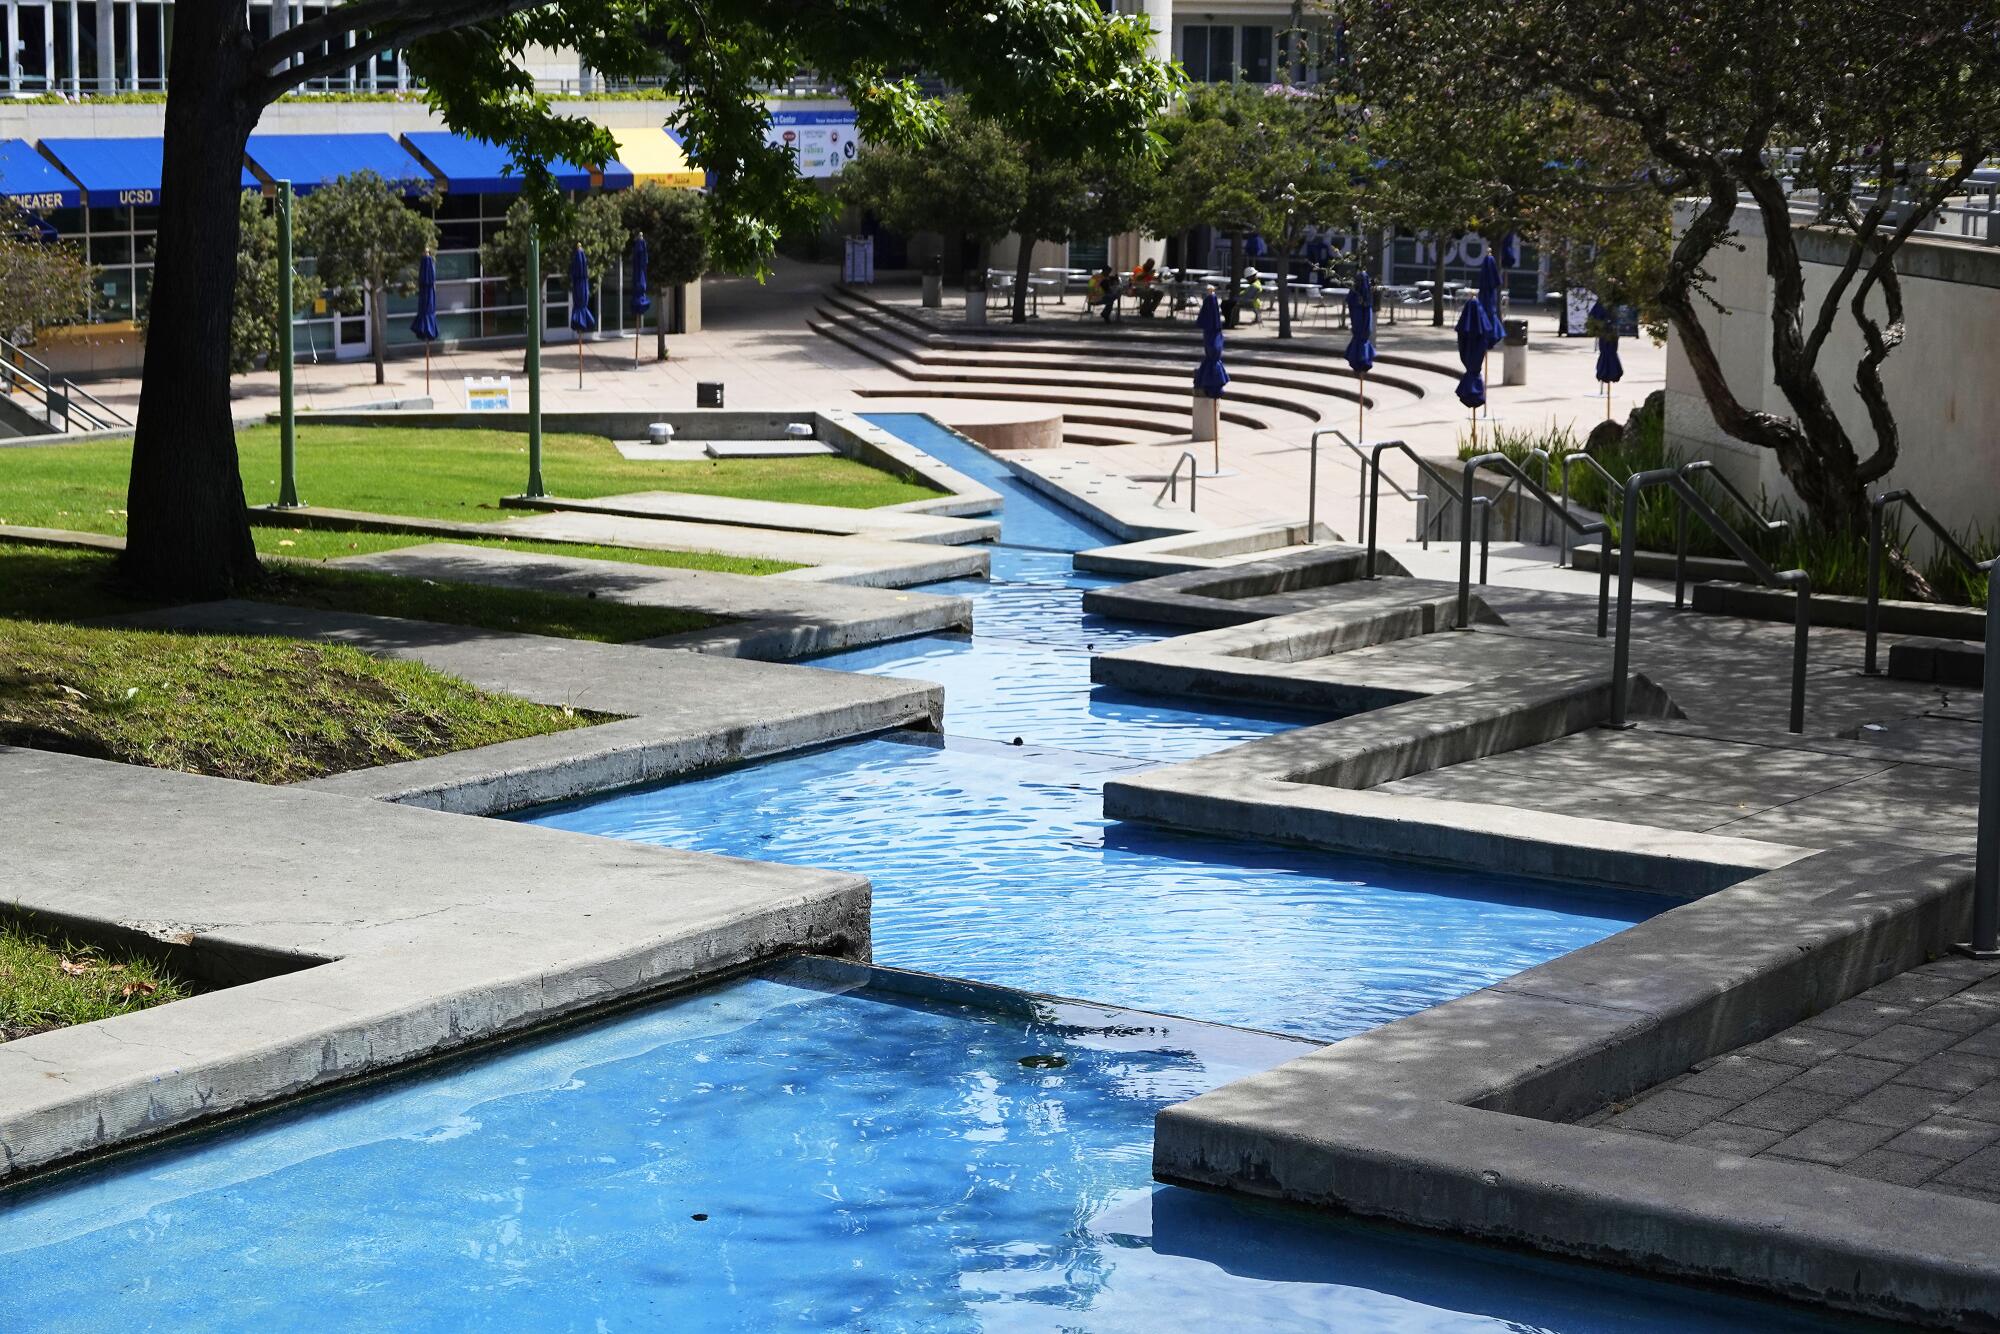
[1580,954,2000,1202]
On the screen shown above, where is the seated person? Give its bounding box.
[1130,258,1165,317]
[1091,266,1122,323]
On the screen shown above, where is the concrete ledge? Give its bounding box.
[1692,579,1986,639]
[814,408,1003,517]
[0,523,125,552]
[497,489,1000,546]
[1080,547,1414,628]
[0,749,872,1184]
[1154,850,1993,1328]
[1001,453,1214,542]
[333,542,971,661]
[1073,521,1340,578]
[1888,636,1987,687]
[94,601,945,815]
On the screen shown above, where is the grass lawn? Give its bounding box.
[0,425,942,545]
[0,542,726,644]
[1,921,195,1043]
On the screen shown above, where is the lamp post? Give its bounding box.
[525,224,546,497]
[276,180,300,508]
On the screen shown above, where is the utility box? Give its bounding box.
[697,381,725,408]
[1501,318,1529,386]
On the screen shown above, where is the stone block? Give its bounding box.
[1882,1115,2000,1161]
[1603,1089,1739,1138]
[1843,1149,1946,1188]
[1788,1054,1908,1099]
[1729,1085,1854,1134]
[1840,1082,1958,1130]
[1900,1051,2000,1095]
[1845,1022,1966,1065]
[1674,1053,1799,1104]
[1766,1117,1898,1167]
[1675,1122,1785,1155]
[1810,996,1918,1036]
[1932,1145,2000,1197]
[1944,1078,2000,1125]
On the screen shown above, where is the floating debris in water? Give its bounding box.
[1018,1054,1067,1070]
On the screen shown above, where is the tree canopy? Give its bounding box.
[838,105,1028,275]
[122,0,1178,600]
[297,172,440,385]
[1354,0,2000,535]
[619,184,710,355]
[0,205,94,344]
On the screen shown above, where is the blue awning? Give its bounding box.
[36,137,259,207]
[0,139,82,210]
[400,131,596,194]
[244,134,436,196]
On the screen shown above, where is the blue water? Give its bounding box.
[0,961,1867,1332]
[526,734,1647,1040]
[864,411,1112,551]
[523,416,1654,1037]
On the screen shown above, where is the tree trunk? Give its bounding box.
[121,2,262,600]
[370,283,387,386]
[1011,235,1034,324]
[1431,239,1447,327]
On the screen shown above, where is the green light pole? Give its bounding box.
[276,180,300,508]
[525,224,546,497]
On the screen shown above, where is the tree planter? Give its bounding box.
[965,290,988,326]
[922,273,943,308]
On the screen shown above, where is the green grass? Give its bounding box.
[0,541,724,644]
[0,615,603,784]
[1,921,196,1043]
[0,426,941,545]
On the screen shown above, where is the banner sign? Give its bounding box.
[767,111,859,179]
[465,376,513,412]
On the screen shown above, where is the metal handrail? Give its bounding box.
[1558,451,1623,568]
[1157,451,1199,512]
[1610,467,1811,733]
[1865,488,1997,674]
[0,335,132,433]
[1458,453,1613,637]
[1365,439,1464,576]
[1673,461,1788,608]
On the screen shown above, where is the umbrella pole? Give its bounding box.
[1357,369,1366,442]
[636,310,642,366]
[1605,383,1612,421]
[424,345,431,397]
[578,335,584,390]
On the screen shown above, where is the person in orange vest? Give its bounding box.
[1130,258,1164,318]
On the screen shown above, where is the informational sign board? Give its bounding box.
[843,236,876,284]
[1564,288,1597,337]
[465,376,513,412]
[768,111,860,179]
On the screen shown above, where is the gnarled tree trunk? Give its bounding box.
[1011,235,1035,324]
[122,1,262,600]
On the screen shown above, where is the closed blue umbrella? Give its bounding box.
[410,251,439,393]
[1456,301,1489,447]
[569,245,596,388]
[1499,232,1520,269]
[1344,272,1376,441]
[630,235,651,364]
[1195,291,1229,470]
[1591,299,1624,420]
[1475,253,1505,341]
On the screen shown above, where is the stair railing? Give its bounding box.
[1610,467,1811,733]
[1865,488,1996,675]
[1157,451,1199,513]
[1458,452,1613,637]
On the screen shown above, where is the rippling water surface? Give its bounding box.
[0,965,1859,1332]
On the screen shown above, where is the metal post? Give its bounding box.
[1307,430,1319,543]
[276,181,299,508]
[1609,480,1642,726]
[1366,456,1384,580]
[525,226,546,497]
[1790,584,1811,735]
[1674,502,1688,609]
[1456,462,1476,626]
[1597,535,1611,638]
[1864,497,1885,675]
[1479,500,1491,584]
[1967,567,2000,956]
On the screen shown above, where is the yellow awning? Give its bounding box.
[606,127,704,189]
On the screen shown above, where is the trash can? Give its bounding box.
[1501,318,1529,386]
[697,381,725,409]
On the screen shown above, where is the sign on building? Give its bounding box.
[767,111,860,179]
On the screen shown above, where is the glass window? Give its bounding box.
[90,234,133,265]
[433,250,477,281]
[88,205,130,233]
[1242,27,1274,83]
[1182,26,1208,81]
[97,267,135,320]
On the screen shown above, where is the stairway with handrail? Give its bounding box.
[0,336,132,435]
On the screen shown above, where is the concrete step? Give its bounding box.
[499,490,1000,546]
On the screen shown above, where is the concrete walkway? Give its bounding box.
[1583,954,2000,1203]
[0,746,870,1183]
[334,542,972,659]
